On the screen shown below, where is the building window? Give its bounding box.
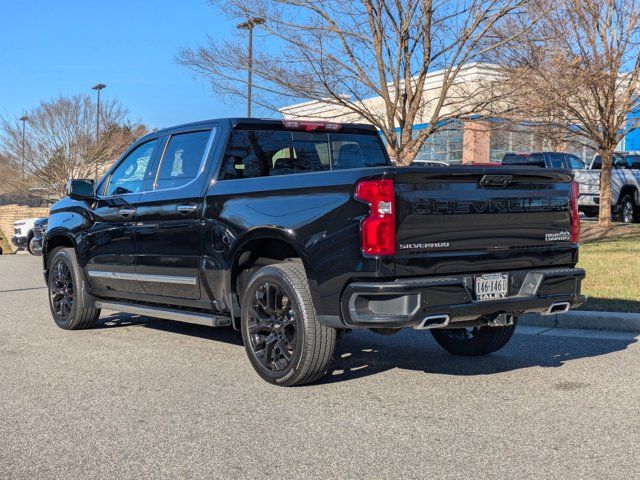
[490,125,599,163]
[414,122,463,164]
[490,127,536,162]
[490,125,561,162]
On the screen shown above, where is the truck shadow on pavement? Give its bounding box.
[319,328,637,384]
[95,313,636,384]
[97,312,244,346]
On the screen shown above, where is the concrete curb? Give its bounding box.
[520,310,640,333]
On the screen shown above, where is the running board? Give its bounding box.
[94,301,232,328]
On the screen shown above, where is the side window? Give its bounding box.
[154,130,211,190]
[567,154,586,169]
[548,153,567,169]
[629,155,640,169]
[104,139,158,196]
[592,154,629,169]
[613,155,629,169]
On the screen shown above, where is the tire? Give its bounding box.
[240,262,337,386]
[26,232,35,255]
[616,195,636,223]
[431,324,516,356]
[47,247,100,329]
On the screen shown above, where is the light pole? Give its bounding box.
[19,115,29,180]
[91,83,106,141]
[237,17,265,118]
[91,83,106,180]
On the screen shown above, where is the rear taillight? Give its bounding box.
[355,179,395,256]
[571,180,580,244]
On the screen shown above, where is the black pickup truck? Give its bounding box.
[44,118,585,386]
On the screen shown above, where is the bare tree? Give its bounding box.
[0,95,147,198]
[178,0,529,165]
[0,152,24,194]
[493,0,640,227]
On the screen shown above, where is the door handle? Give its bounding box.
[119,207,136,217]
[177,204,198,214]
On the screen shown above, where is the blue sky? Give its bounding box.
[0,0,272,130]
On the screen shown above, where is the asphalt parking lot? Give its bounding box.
[1,254,639,479]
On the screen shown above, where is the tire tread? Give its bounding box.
[241,261,336,386]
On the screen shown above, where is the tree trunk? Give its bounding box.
[397,148,419,166]
[598,147,614,228]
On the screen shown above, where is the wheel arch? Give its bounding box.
[42,231,76,277]
[229,229,321,328]
[617,184,638,205]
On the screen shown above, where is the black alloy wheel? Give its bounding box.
[47,247,100,330]
[50,258,74,322]
[240,262,337,386]
[247,281,298,372]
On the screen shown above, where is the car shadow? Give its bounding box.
[96,312,244,346]
[317,327,637,385]
[94,313,637,385]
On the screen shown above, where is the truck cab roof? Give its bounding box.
[147,118,378,139]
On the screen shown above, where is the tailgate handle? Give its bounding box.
[119,207,136,217]
[479,175,513,188]
[177,204,198,214]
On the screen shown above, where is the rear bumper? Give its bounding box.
[578,194,599,207]
[337,267,586,329]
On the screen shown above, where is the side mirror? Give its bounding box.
[66,179,96,200]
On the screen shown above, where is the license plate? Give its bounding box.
[475,273,509,300]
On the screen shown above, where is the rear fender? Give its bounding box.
[229,227,322,314]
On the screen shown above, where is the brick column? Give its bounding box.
[462,120,491,164]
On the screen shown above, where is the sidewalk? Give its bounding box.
[520,310,640,333]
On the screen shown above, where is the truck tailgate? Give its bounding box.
[393,167,577,275]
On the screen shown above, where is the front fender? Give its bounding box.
[43,197,94,272]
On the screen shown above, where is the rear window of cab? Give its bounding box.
[220,130,388,180]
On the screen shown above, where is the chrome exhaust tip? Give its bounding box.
[543,301,571,316]
[414,314,450,330]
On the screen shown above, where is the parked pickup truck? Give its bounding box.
[575,152,640,222]
[502,151,587,170]
[29,217,48,256]
[43,118,586,386]
[12,217,44,254]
